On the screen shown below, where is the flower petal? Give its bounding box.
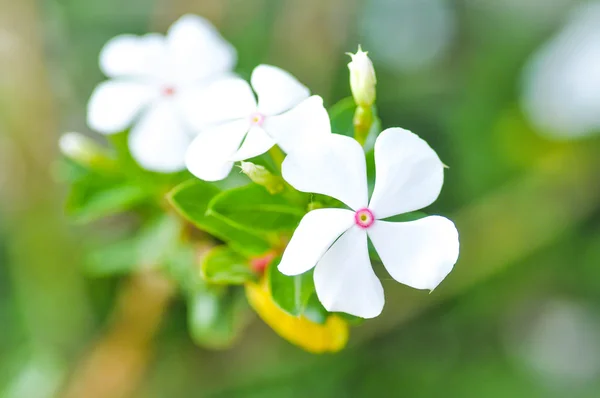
[167,14,236,84]
[369,128,444,219]
[262,95,331,154]
[314,226,384,319]
[282,134,368,210]
[368,216,459,290]
[179,77,256,131]
[100,33,168,79]
[278,208,355,276]
[87,80,157,134]
[185,120,250,181]
[252,64,310,115]
[229,126,275,161]
[128,100,190,173]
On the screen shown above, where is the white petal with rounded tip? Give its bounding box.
[314,226,384,319]
[167,14,236,84]
[262,95,331,154]
[128,100,190,173]
[252,64,310,115]
[87,80,157,134]
[100,33,168,79]
[282,134,368,210]
[278,208,355,276]
[368,216,459,290]
[179,77,256,131]
[229,126,275,161]
[185,119,250,181]
[369,128,444,219]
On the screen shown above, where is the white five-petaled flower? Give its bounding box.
[278,129,460,319]
[184,65,330,181]
[87,15,236,172]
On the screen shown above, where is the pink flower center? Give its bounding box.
[250,112,265,126]
[355,208,375,229]
[161,85,176,97]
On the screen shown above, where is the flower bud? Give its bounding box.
[240,161,285,194]
[59,132,117,174]
[348,46,376,107]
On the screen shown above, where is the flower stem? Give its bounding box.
[269,145,286,170]
[353,105,373,147]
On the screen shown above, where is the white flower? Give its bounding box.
[348,46,376,107]
[184,65,330,181]
[278,129,459,318]
[87,15,236,172]
[522,2,600,139]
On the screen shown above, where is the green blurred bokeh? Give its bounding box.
[1,0,600,397]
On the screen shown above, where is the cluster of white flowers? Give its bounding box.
[79,15,460,319]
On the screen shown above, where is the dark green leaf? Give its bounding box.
[268,259,315,316]
[201,246,256,285]
[168,179,271,256]
[208,184,305,233]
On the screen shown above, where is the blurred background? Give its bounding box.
[1,0,600,397]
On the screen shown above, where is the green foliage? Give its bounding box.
[302,293,329,324]
[267,260,315,316]
[62,157,149,223]
[208,184,305,233]
[187,287,249,349]
[168,179,271,256]
[329,97,355,136]
[329,97,381,151]
[201,246,257,285]
[85,214,182,276]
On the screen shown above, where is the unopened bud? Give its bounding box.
[348,46,376,107]
[58,132,114,170]
[240,162,285,194]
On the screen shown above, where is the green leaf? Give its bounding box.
[66,176,148,223]
[268,259,315,316]
[85,214,182,276]
[201,246,256,285]
[85,236,138,276]
[208,184,305,233]
[187,287,248,349]
[302,293,329,324]
[168,179,271,256]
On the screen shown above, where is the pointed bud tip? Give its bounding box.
[347,45,376,107]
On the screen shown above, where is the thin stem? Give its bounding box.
[353,105,373,147]
[269,145,286,171]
